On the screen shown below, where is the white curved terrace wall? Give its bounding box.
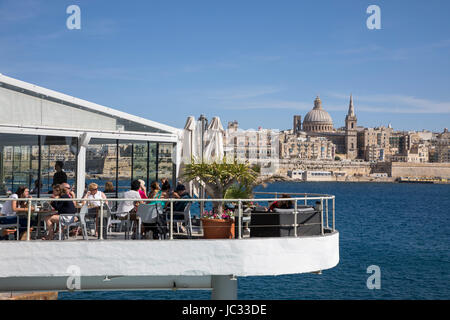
[0,233,339,278]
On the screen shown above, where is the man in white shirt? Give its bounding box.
[117,180,143,216]
[116,180,144,239]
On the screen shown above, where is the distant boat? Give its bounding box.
[397,177,435,184]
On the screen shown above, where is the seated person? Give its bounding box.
[160,182,171,209]
[148,181,165,206]
[43,183,77,240]
[82,183,108,237]
[137,179,148,199]
[104,181,115,194]
[173,184,191,212]
[117,180,144,218]
[82,183,107,208]
[148,181,161,198]
[161,181,171,198]
[0,186,35,240]
[269,194,294,212]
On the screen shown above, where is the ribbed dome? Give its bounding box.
[303,96,333,133]
[304,108,333,124]
[304,96,333,124]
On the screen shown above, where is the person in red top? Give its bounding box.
[269,194,294,212]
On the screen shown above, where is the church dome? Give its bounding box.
[303,96,333,132]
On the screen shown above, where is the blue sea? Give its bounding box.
[59,182,450,300]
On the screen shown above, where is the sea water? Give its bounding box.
[59,182,450,300]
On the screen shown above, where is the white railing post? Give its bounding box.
[320,198,324,235]
[99,199,104,240]
[27,199,32,241]
[126,207,130,240]
[304,194,307,206]
[325,198,329,229]
[170,200,174,240]
[294,199,298,237]
[332,197,335,232]
[238,200,242,239]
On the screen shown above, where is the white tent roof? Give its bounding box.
[0,73,180,136]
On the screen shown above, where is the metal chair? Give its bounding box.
[136,203,163,239]
[58,206,88,240]
[104,203,133,238]
[171,202,193,238]
[105,203,123,234]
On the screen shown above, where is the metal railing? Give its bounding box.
[0,192,336,241]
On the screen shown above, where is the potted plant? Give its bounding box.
[183,159,258,214]
[183,159,258,239]
[201,209,235,239]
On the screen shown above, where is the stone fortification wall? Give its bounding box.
[390,162,450,178]
[278,160,371,176]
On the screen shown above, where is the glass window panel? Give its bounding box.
[157,143,174,184]
[0,134,39,195]
[118,141,133,193]
[1,146,13,195]
[12,145,30,190]
[40,136,77,194]
[148,143,157,185]
[87,139,117,195]
[132,143,148,183]
[30,145,40,194]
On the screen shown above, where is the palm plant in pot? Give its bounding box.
[183,159,258,238]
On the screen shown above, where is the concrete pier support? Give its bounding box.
[211,275,237,300]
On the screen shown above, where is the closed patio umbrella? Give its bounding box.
[180,116,203,197]
[181,116,199,164]
[203,116,224,163]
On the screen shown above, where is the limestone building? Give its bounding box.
[224,121,279,174]
[294,95,359,159]
[430,128,450,163]
[280,132,335,160]
[357,126,392,161]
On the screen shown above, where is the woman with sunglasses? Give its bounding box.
[82,183,108,237]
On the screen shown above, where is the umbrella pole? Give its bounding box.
[199,115,207,215]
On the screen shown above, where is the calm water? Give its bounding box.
[60,182,450,300]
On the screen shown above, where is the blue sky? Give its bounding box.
[0,0,449,132]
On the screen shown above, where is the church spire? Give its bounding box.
[347,94,355,117]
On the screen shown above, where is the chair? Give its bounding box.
[58,206,88,240]
[0,216,19,240]
[171,202,193,238]
[136,203,163,240]
[105,203,124,234]
[104,203,133,238]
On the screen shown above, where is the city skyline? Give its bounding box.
[0,0,449,132]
